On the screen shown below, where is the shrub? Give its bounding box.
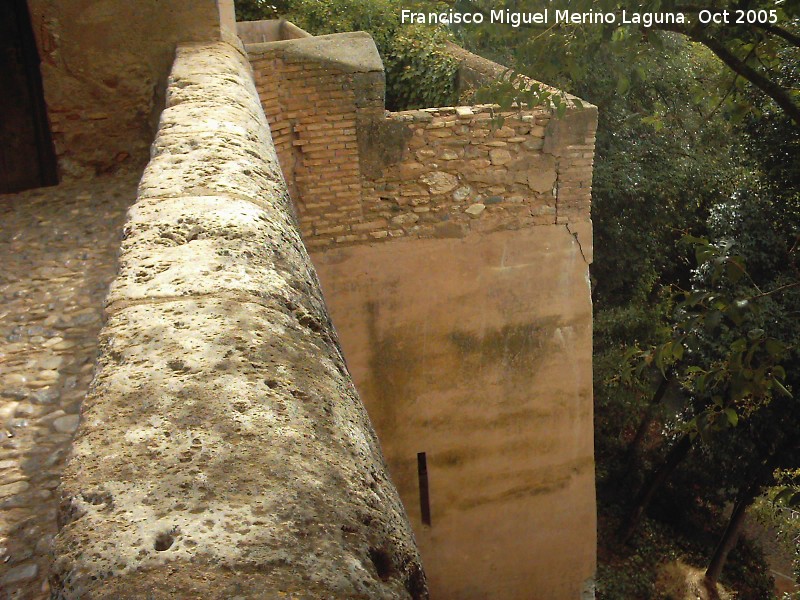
[384,25,459,110]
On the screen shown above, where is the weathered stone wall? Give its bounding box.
[50,40,426,599]
[244,30,597,599]
[359,104,595,244]
[25,0,235,178]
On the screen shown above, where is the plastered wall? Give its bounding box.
[25,0,235,178]
[313,226,596,599]
[245,29,598,599]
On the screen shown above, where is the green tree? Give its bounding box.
[449,0,800,124]
[235,0,290,21]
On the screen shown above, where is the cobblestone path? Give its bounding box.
[0,173,139,600]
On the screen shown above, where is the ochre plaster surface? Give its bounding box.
[312,225,596,599]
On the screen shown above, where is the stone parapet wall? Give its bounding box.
[245,32,596,252]
[356,104,557,243]
[312,225,597,600]
[445,40,577,105]
[356,104,595,245]
[236,18,312,44]
[50,40,426,599]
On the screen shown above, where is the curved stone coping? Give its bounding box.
[50,40,427,600]
[246,32,384,75]
[236,18,312,44]
[445,41,595,110]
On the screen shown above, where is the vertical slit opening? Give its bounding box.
[417,452,431,526]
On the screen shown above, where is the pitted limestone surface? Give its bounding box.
[50,41,426,599]
[55,299,420,598]
[137,128,287,206]
[109,195,321,314]
[138,47,287,207]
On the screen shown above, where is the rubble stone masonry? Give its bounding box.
[246,32,596,254]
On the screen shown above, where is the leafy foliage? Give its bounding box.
[234,0,289,21]
[596,504,774,599]
[449,0,800,124]
[384,25,460,110]
[754,483,800,589]
[629,237,793,439]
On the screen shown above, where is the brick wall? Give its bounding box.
[251,56,364,206]
[247,33,384,235]
[245,31,596,252]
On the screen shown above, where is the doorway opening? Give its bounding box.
[0,0,58,194]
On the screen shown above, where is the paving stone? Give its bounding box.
[0,173,138,598]
[14,403,35,418]
[30,388,59,404]
[465,203,486,217]
[2,562,38,584]
[52,415,79,434]
[0,480,30,498]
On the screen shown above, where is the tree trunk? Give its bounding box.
[624,373,673,469]
[704,480,760,589]
[619,433,693,543]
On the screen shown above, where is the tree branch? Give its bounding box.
[748,280,800,300]
[756,22,800,48]
[657,23,800,124]
[704,40,758,121]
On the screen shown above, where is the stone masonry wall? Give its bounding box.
[245,32,596,253]
[50,40,426,599]
[359,104,595,244]
[248,33,384,234]
[243,29,597,599]
[26,0,236,178]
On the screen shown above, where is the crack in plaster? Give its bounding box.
[565,223,589,265]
